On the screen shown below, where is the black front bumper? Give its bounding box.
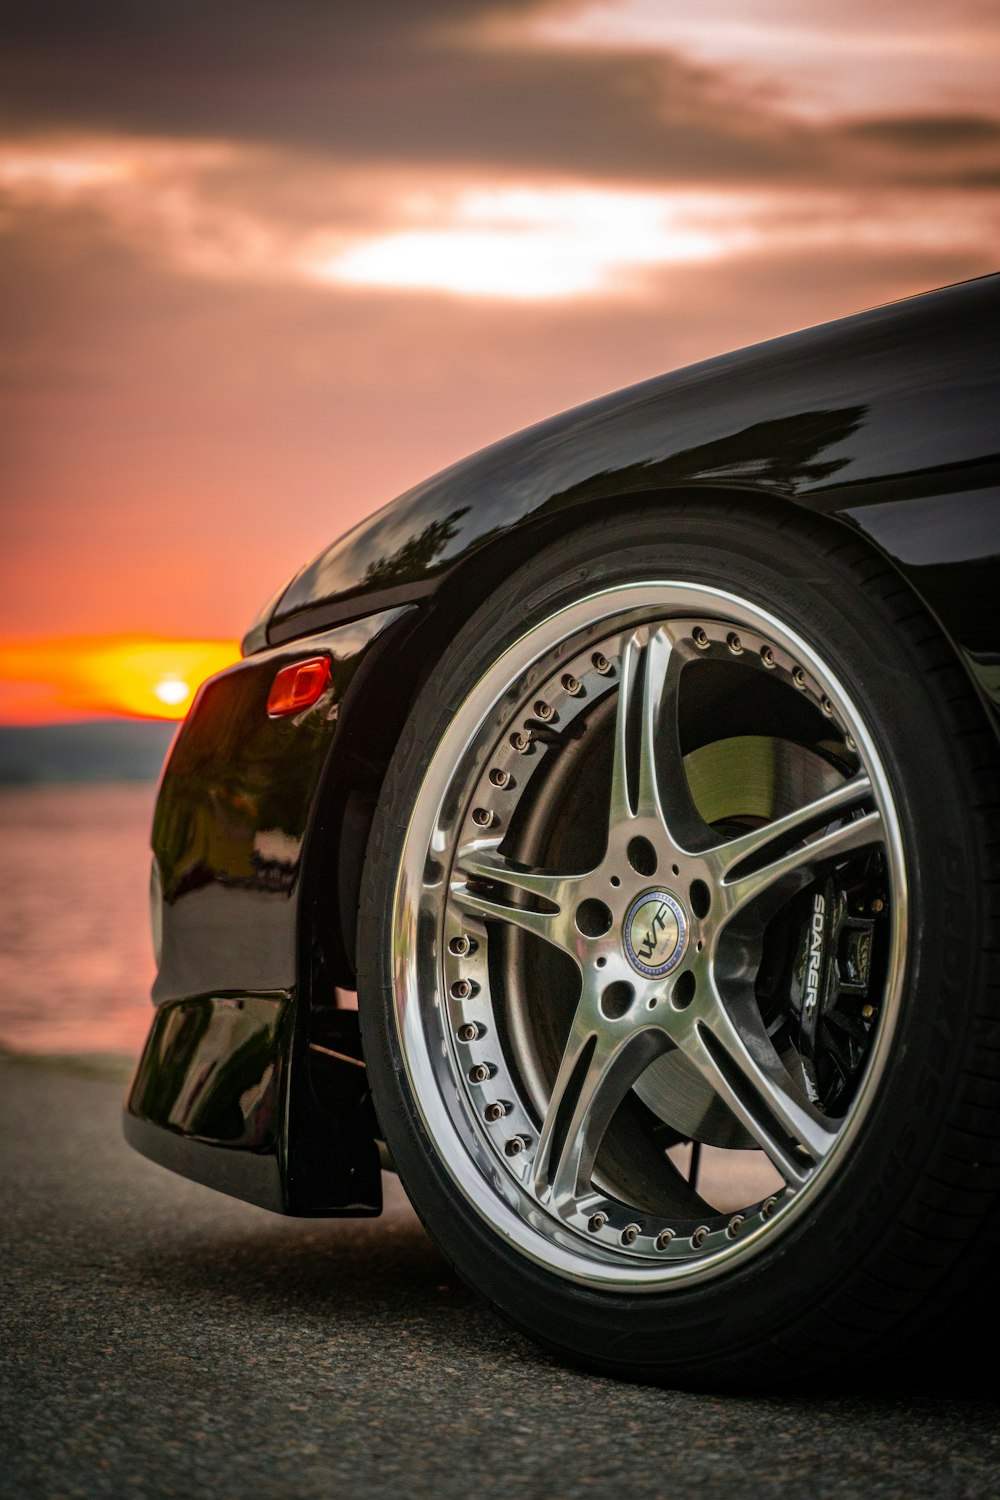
[124,605,412,1215]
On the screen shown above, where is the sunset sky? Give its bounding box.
[2,0,998,720]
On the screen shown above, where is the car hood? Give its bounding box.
[255,275,999,652]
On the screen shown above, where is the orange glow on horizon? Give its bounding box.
[0,637,241,724]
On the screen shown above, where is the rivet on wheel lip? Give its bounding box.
[484,1101,507,1122]
[726,631,743,654]
[472,807,495,828]
[655,1229,675,1251]
[456,1023,479,1043]
[592,651,613,674]
[449,934,474,957]
[820,695,834,716]
[533,700,554,721]
[561,673,583,695]
[761,1196,778,1220]
[510,730,533,753]
[691,1225,710,1248]
[727,1215,745,1239]
[587,1212,608,1233]
[792,666,807,689]
[621,1223,641,1246]
[760,644,776,668]
[468,1063,491,1084]
[691,626,709,649]
[488,768,510,788]
[504,1135,528,1157]
[451,978,476,1000]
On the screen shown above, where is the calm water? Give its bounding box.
[0,784,157,1057]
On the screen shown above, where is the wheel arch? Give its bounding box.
[298,482,972,995]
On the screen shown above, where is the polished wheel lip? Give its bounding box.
[623,888,687,978]
[391,580,908,1292]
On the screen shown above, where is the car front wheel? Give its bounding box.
[358,503,1000,1387]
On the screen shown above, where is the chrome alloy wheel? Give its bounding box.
[391,582,907,1290]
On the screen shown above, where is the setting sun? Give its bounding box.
[151,675,192,708]
[0,637,241,723]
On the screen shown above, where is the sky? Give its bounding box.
[1,0,998,720]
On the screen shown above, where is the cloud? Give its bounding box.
[0,0,826,185]
[506,0,1000,121]
[2,159,989,640]
[1,0,998,660]
[3,136,997,311]
[3,0,998,204]
[844,114,1000,148]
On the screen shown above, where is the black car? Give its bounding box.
[126,274,1000,1387]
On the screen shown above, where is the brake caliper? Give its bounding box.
[788,858,885,1112]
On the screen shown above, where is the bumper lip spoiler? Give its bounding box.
[123,991,383,1218]
[122,1106,286,1213]
[123,990,293,1214]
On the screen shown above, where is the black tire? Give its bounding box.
[357,502,1000,1388]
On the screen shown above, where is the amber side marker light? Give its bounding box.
[267,656,331,716]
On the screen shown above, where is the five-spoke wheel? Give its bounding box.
[395,589,904,1282]
[359,506,995,1385]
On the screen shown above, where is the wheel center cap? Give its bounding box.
[623,889,687,978]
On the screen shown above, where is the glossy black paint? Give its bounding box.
[267,276,1000,711]
[838,490,1000,712]
[125,993,292,1212]
[153,608,406,1002]
[130,276,1000,1216]
[126,606,412,1215]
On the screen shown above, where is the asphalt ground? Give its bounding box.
[3,1055,999,1500]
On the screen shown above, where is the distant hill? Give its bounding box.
[0,720,178,783]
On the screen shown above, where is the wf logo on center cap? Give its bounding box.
[624,890,687,978]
